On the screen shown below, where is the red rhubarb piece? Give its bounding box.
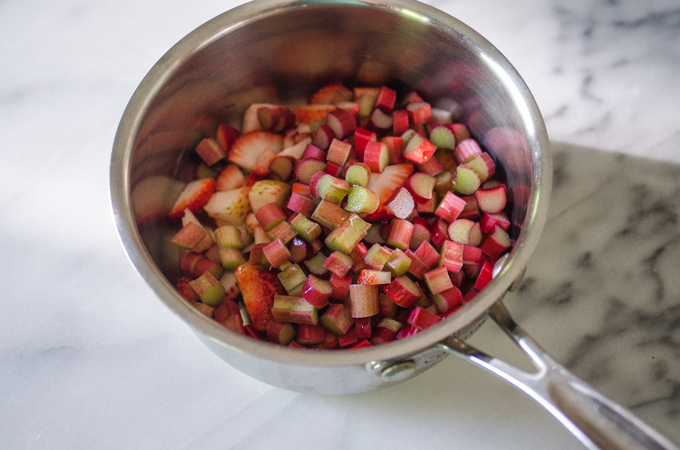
[480,224,511,259]
[435,192,467,223]
[349,284,380,318]
[474,261,495,291]
[407,306,442,330]
[384,276,422,308]
[302,274,333,308]
[354,317,373,339]
[374,86,397,112]
[475,184,508,214]
[440,240,464,273]
[432,286,463,314]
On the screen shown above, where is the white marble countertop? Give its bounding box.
[2,0,679,449]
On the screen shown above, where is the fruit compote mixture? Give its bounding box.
[167,83,512,349]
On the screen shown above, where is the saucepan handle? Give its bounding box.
[435,301,679,450]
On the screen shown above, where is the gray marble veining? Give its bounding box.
[503,142,680,442]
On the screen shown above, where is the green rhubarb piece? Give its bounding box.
[267,220,297,244]
[278,261,293,272]
[359,93,377,119]
[401,129,416,145]
[364,223,386,245]
[218,248,246,270]
[385,248,412,278]
[466,154,493,183]
[434,149,457,172]
[303,252,329,277]
[453,164,481,195]
[288,283,304,297]
[196,163,219,180]
[310,120,324,134]
[290,214,322,243]
[429,126,456,149]
[365,244,392,270]
[325,213,371,254]
[345,163,371,187]
[272,295,318,325]
[345,186,379,215]
[317,174,349,205]
[189,272,226,307]
[434,171,454,197]
[214,225,244,249]
[312,199,350,230]
[277,263,308,293]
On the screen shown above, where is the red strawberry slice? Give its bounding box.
[364,163,414,221]
[176,276,199,303]
[166,178,216,222]
[368,163,414,206]
[234,262,286,331]
[293,104,336,124]
[228,131,284,173]
[309,82,354,105]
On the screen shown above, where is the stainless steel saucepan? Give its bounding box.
[110,1,678,448]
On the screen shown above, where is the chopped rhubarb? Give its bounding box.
[349,284,380,318]
[454,138,483,164]
[435,192,467,223]
[423,266,454,295]
[297,324,327,345]
[432,286,463,314]
[439,240,464,273]
[407,306,442,330]
[326,139,352,166]
[384,276,422,308]
[320,303,355,336]
[271,295,318,325]
[363,141,390,173]
[266,320,296,346]
[403,133,437,165]
[345,163,372,187]
[364,244,392,270]
[385,249,412,278]
[354,317,373,339]
[302,274,333,308]
[475,184,508,214]
[165,83,519,349]
[480,224,511,259]
[386,218,414,250]
[414,240,440,269]
[480,211,511,233]
[405,172,436,204]
[329,273,352,302]
[474,261,495,291]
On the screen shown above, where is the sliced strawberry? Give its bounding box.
[215,164,245,192]
[309,82,354,105]
[367,163,414,207]
[293,104,336,124]
[176,276,198,303]
[228,131,284,173]
[215,124,240,153]
[363,163,414,221]
[166,178,216,222]
[234,262,286,331]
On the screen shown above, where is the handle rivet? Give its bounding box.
[381,361,417,382]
